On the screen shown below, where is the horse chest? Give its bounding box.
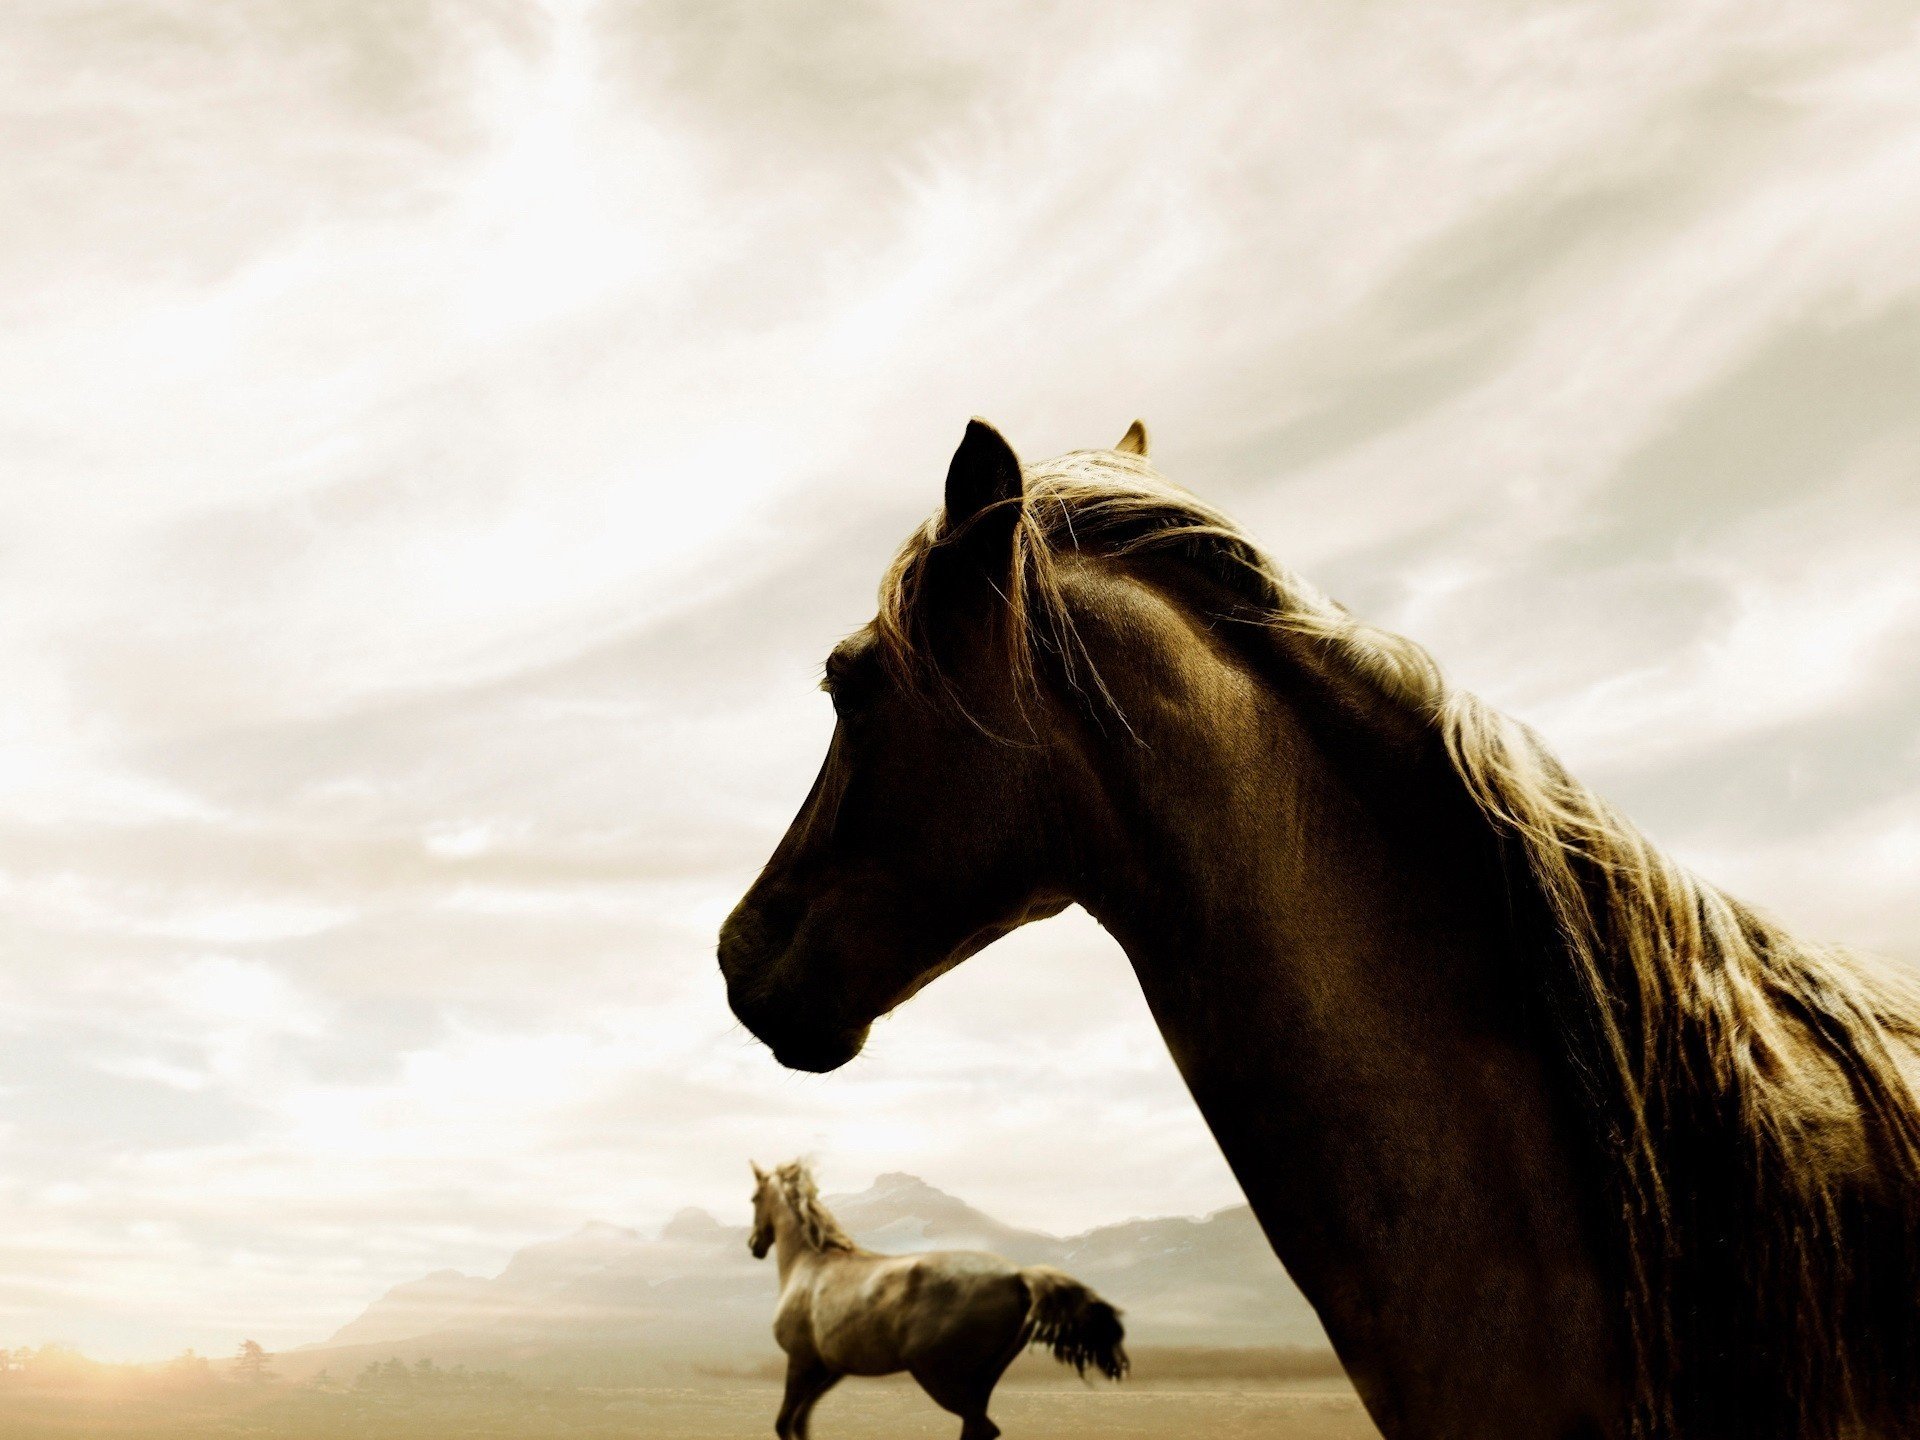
[771,1276,821,1357]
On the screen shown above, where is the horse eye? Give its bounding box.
[823,650,878,724]
[829,683,861,722]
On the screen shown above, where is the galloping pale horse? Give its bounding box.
[747,1159,1125,1440]
[718,419,1920,1440]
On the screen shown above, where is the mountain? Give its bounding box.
[322,1269,500,1349]
[287,1175,1327,1379]
[828,1173,1057,1260]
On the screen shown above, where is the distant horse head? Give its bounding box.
[716,420,1148,1071]
[748,1162,775,1258]
[747,1159,858,1261]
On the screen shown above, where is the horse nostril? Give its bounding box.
[718,893,805,984]
[716,909,760,985]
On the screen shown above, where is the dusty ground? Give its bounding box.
[629,1376,1378,1439]
[0,1375,1381,1439]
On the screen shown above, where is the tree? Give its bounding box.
[162,1349,215,1388]
[231,1339,275,1384]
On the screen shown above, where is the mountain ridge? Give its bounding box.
[293,1173,1327,1377]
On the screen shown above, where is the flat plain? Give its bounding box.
[624,1376,1378,1439]
[0,1374,1380,1439]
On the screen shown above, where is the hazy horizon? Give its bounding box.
[4,0,1918,1362]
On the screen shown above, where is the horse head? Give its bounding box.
[716,420,1145,1071]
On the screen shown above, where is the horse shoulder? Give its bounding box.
[772,1265,823,1357]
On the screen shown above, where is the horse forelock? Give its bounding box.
[772,1161,857,1254]
[872,443,1920,1438]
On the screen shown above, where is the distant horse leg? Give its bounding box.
[775,1355,834,1440]
[912,1367,1001,1440]
[790,1369,841,1439]
[955,1334,1026,1440]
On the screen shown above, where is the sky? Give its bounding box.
[1,0,1917,1361]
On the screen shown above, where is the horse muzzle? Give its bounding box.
[767,1022,870,1073]
[730,981,870,1072]
[718,914,872,1073]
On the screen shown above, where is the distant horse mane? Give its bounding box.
[772,1160,859,1255]
[873,448,1920,1438]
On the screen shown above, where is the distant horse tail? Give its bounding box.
[1018,1266,1128,1381]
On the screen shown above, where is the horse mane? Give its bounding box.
[772,1160,859,1254]
[873,447,1920,1439]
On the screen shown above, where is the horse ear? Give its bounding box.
[943,418,1023,536]
[1116,419,1149,456]
[751,1161,765,1183]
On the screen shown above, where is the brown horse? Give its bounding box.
[718,419,1920,1440]
[747,1159,1125,1440]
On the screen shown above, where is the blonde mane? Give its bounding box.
[772,1160,859,1254]
[874,448,1920,1438]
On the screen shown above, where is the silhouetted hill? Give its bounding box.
[288,1176,1325,1379]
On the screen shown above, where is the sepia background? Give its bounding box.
[3,0,1918,1367]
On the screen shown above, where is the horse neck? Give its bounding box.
[1057,597,1625,1436]
[771,1203,819,1283]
